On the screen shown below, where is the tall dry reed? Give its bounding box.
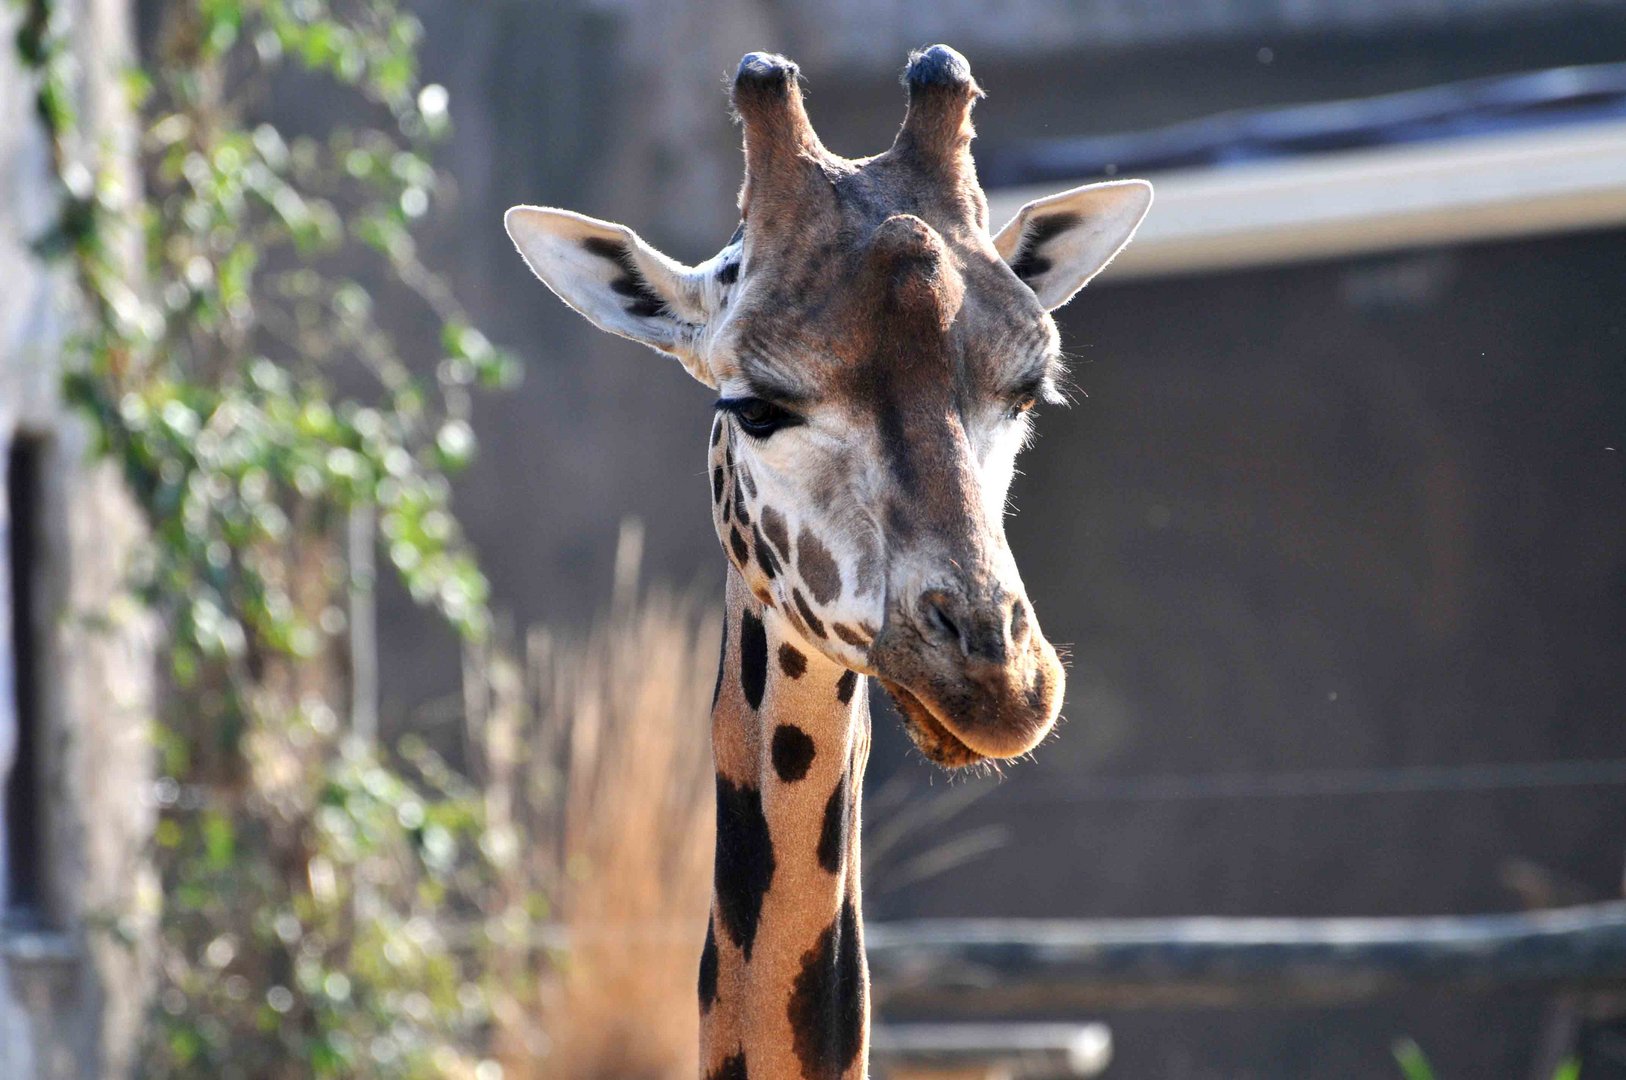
[468,522,718,1078]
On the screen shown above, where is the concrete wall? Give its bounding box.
[775,0,1611,68]
[0,0,155,1076]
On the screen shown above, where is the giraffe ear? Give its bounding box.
[992,179,1153,310]
[504,206,716,386]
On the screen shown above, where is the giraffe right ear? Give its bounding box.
[504,206,717,386]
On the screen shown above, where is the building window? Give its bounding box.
[5,436,46,923]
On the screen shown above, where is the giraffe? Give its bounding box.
[505,45,1151,1080]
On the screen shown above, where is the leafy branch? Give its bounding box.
[13,0,531,1075]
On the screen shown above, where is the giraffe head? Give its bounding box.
[507,46,1150,768]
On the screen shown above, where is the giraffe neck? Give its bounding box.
[700,567,872,1080]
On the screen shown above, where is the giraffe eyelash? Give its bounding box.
[716,396,804,438]
[1006,374,1053,419]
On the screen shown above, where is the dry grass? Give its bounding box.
[468,522,718,1079]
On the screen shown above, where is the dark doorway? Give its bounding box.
[6,436,47,923]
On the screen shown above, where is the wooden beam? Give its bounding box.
[985,120,1626,281]
[872,1023,1111,1079]
[869,902,1626,1012]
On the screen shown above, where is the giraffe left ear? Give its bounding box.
[993,179,1153,310]
[505,206,717,386]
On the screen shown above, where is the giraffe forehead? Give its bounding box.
[714,154,1049,393]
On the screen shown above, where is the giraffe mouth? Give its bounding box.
[878,678,986,769]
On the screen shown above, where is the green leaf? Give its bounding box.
[1392,1039,1435,1080]
[202,812,236,870]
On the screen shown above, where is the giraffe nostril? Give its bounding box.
[920,589,962,648]
[1009,598,1030,649]
[917,588,1023,666]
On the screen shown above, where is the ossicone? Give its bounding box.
[891,44,984,175]
[731,51,831,216]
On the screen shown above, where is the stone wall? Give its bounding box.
[0,0,155,1076]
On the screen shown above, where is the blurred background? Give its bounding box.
[2,0,1625,1077]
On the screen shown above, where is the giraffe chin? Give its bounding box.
[878,679,1027,770]
[878,679,988,769]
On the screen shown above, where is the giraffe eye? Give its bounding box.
[719,397,801,439]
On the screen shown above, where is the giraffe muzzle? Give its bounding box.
[870,583,1064,767]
